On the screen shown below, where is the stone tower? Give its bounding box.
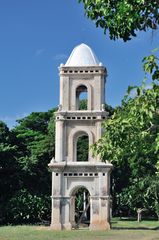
[49,43,113,230]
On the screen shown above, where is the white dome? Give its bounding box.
[65,43,100,66]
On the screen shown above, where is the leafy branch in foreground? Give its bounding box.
[79,0,159,41]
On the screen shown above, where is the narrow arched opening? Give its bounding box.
[76,134,89,162]
[70,187,90,228]
[76,85,88,110]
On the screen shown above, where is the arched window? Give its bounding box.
[76,85,88,110]
[76,135,89,162]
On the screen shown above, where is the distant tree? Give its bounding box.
[0,121,21,224]
[79,99,87,110]
[77,135,89,161]
[3,109,56,224]
[79,0,159,41]
[146,176,159,220]
[92,53,159,215]
[104,103,114,116]
[8,189,50,224]
[0,101,114,224]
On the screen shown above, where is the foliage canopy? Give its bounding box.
[92,52,159,214]
[79,0,159,41]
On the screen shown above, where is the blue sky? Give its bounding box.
[0,0,158,128]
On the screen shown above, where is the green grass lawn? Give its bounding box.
[0,220,159,240]
[112,218,159,229]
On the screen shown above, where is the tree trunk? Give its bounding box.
[137,212,141,222]
[137,209,142,222]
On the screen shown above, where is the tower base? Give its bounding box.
[89,222,111,230]
[50,223,72,230]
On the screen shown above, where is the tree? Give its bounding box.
[0,121,21,224]
[77,135,89,161]
[79,0,159,41]
[12,110,56,194]
[78,0,159,215]
[2,109,57,224]
[146,176,159,220]
[92,53,159,215]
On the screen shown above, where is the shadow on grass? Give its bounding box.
[112,226,159,230]
[111,219,159,231]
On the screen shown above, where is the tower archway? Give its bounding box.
[76,134,89,162]
[76,85,88,110]
[71,82,92,111]
[70,186,90,228]
[68,129,94,162]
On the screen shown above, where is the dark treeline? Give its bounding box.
[0,98,159,225]
[0,109,56,224]
[0,101,114,225]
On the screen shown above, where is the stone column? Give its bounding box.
[93,76,101,110]
[101,76,106,105]
[70,196,76,227]
[96,121,102,140]
[83,191,87,219]
[100,169,111,229]
[99,197,111,230]
[87,84,92,110]
[105,170,111,225]
[95,121,102,162]
[89,195,110,230]
[50,172,62,230]
[55,119,64,162]
[89,196,100,230]
[89,171,111,230]
[60,76,70,111]
[50,197,62,230]
[61,197,72,230]
[59,75,64,108]
[71,84,76,111]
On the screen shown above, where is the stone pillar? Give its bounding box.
[70,196,76,227]
[55,119,64,162]
[96,121,102,140]
[50,172,62,230]
[60,75,70,111]
[105,170,111,225]
[96,121,102,162]
[89,196,110,230]
[101,76,106,105]
[50,197,62,230]
[83,191,87,219]
[99,170,111,229]
[61,197,72,230]
[87,84,92,110]
[89,171,111,230]
[93,76,101,110]
[99,197,111,230]
[89,196,100,230]
[71,84,76,111]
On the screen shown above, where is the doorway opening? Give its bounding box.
[71,187,90,229]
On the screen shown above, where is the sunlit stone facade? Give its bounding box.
[49,43,113,230]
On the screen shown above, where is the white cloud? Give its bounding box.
[53,53,68,60]
[35,48,45,56]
